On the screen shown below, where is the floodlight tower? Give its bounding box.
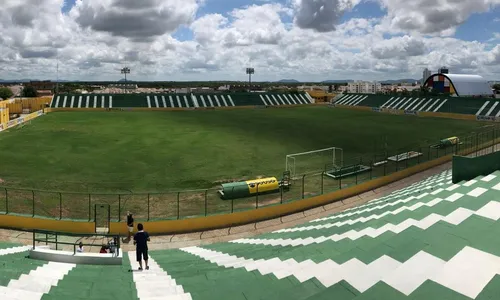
[246,67,254,91]
[120,67,131,82]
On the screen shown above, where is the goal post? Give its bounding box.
[285,147,343,178]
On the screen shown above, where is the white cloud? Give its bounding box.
[377,0,500,36]
[0,0,499,81]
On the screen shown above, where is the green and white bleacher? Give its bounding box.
[49,92,313,109]
[4,168,500,299]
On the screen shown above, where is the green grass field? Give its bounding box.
[0,106,485,194]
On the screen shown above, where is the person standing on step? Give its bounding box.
[126,212,134,241]
[134,223,150,271]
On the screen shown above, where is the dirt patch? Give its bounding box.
[0,178,4,184]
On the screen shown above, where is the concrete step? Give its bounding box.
[0,285,44,300]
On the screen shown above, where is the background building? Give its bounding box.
[347,81,381,94]
[438,66,449,74]
[423,73,493,97]
[422,68,432,85]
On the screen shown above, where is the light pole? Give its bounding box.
[120,67,130,93]
[120,67,130,82]
[246,68,254,91]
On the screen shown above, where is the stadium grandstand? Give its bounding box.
[49,92,315,109]
[423,73,494,97]
[3,166,500,299]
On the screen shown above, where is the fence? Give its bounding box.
[1,127,499,223]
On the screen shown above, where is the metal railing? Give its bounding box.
[1,128,499,223]
[32,229,121,256]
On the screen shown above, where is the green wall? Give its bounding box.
[452,151,500,183]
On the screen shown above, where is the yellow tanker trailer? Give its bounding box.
[218,173,290,200]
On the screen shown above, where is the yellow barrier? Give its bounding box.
[419,111,477,121]
[0,215,95,234]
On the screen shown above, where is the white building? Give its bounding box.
[347,81,381,94]
[422,68,432,85]
[337,85,348,92]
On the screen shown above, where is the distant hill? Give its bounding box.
[380,79,419,84]
[276,79,300,83]
[321,80,354,83]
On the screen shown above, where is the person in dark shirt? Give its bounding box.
[126,212,134,241]
[133,223,150,271]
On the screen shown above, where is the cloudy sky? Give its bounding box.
[1,0,500,82]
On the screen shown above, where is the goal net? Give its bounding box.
[286,147,343,178]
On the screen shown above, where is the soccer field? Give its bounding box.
[0,106,484,193]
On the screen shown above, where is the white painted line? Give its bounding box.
[353,96,368,106]
[77,96,82,108]
[176,96,182,108]
[476,101,490,116]
[299,94,310,103]
[287,94,298,105]
[418,99,433,111]
[394,98,412,109]
[207,95,214,107]
[183,95,190,108]
[278,94,291,105]
[402,98,419,110]
[227,95,235,106]
[260,95,268,105]
[425,99,441,112]
[128,252,192,300]
[482,174,496,182]
[0,246,31,256]
[62,96,67,108]
[109,96,113,108]
[7,261,75,294]
[380,97,395,108]
[199,95,207,107]
[85,96,90,108]
[93,96,97,108]
[265,95,277,105]
[410,98,425,111]
[463,179,477,187]
[467,187,488,197]
[101,96,105,108]
[272,95,284,105]
[214,95,221,107]
[161,96,167,108]
[344,95,361,106]
[147,96,152,108]
[486,102,499,116]
[169,96,174,107]
[433,99,448,112]
[231,201,500,247]
[390,97,406,109]
[220,95,229,106]
[154,96,159,108]
[274,192,466,234]
[70,96,75,108]
[293,94,304,104]
[191,95,200,108]
[336,95,352,105]
[181,245,500,299]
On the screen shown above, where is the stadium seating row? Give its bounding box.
[335,93,500,116]
[49,92,314,109]
[3,169,500,299]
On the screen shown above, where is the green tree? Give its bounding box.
[21,86,38,97]
[0,87,13,99]
[493,83,500,91]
